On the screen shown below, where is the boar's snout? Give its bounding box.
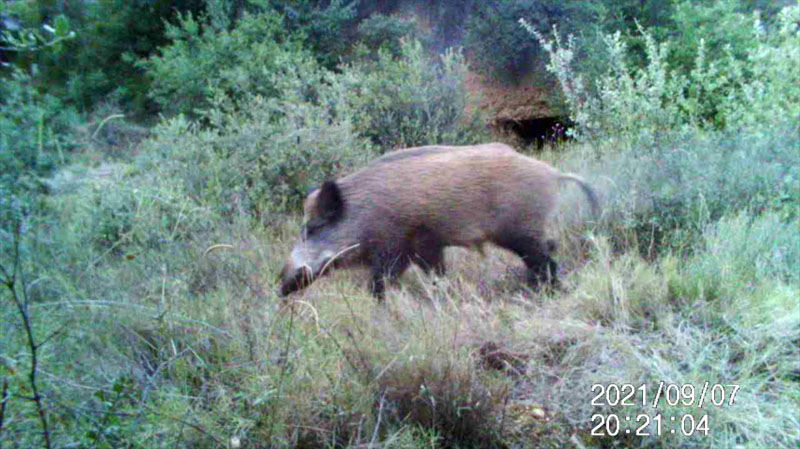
[278,264,314,297]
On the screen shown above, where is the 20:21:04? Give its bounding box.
[591,413,710,437]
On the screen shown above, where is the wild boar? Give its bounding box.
[279,142,598,300]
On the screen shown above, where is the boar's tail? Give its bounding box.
[558,173,599,217]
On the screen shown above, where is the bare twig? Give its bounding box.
[127,348,192,438]
[369,392,386,448]
[1,217,53,448]
[268,301,297,442]
[0,378,8,436]
[36,317,74,348]
[141,403,223,444]
[498,389,510,440]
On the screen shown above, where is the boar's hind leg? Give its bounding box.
[496,233,559,288]
[369,249,412,301]
[413,229,446,276]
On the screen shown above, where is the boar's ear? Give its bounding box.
[315,181,344,222]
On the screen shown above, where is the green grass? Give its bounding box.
[2,137,798,447]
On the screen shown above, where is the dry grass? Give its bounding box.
[4,140,797,448]
[258,204,798,448]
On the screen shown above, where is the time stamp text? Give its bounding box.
[590,382,740,437]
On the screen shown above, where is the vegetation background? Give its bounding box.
[1,0,798,447]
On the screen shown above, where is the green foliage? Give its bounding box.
[526,22,680,144]
[465,0,606,83]
[357,13,418,57]
[141,55,373,217]
[342,39,488,151]
[662,0,759,127]
[269,0,358,68]
[528,4,800,254]
[527,3,800,139]
[140,17,487,213]
[0,12,74,54]
[0,69,78,194]
[3,2,799,447]
[620,128,796,253]
[668,0,755,73]
[5,0,206,112]
[140,8,307,118]
[719,4,800,130]
[203,0,234,31]
[681,211,800,299]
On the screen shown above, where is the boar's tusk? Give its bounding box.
[204,244,235,257]
[319,243,361,277]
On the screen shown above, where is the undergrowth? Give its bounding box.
[2,3,799,448]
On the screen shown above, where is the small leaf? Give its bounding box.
[54,15,70,38]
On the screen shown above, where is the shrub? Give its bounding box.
[0,69,79,195]
[357,13,419,57]
[140,55,373,218]
[718,4,800,131]
[465,0,606,84]
[271,0,359,68]
[524,21,683,145]
[553,124,799,256]
[668,0,756,74]
[525,3,800,140]
[341,39,488,152]
[140,8,308,118]
[524,4,799,254]
[5,0,205,112]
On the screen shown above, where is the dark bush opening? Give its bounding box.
[497,116,571,148]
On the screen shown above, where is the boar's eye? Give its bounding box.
[302,218,326,240]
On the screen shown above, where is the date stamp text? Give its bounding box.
[590,382,740,437]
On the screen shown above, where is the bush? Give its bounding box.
[341,39,488,151]
[526,4,800,254]
[140,8,308,118]
[552,123,799,257]
[673,211,800,302]
[270,0,359,68]
[465,0,606,84]
[0,69,79,194]
[140,55,373,218]
[357,13,419,57]
[668,0,756,75]
[5,0,205,112]
[142,27,488,215]
[718,4,800,131]
[526,3,800,141]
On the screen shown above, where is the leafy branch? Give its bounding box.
[0,14,74,55]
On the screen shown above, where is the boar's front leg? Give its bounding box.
[495,232,559,289]
[369,246,411,301]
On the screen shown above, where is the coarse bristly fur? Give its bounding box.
[280,142,598,299]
